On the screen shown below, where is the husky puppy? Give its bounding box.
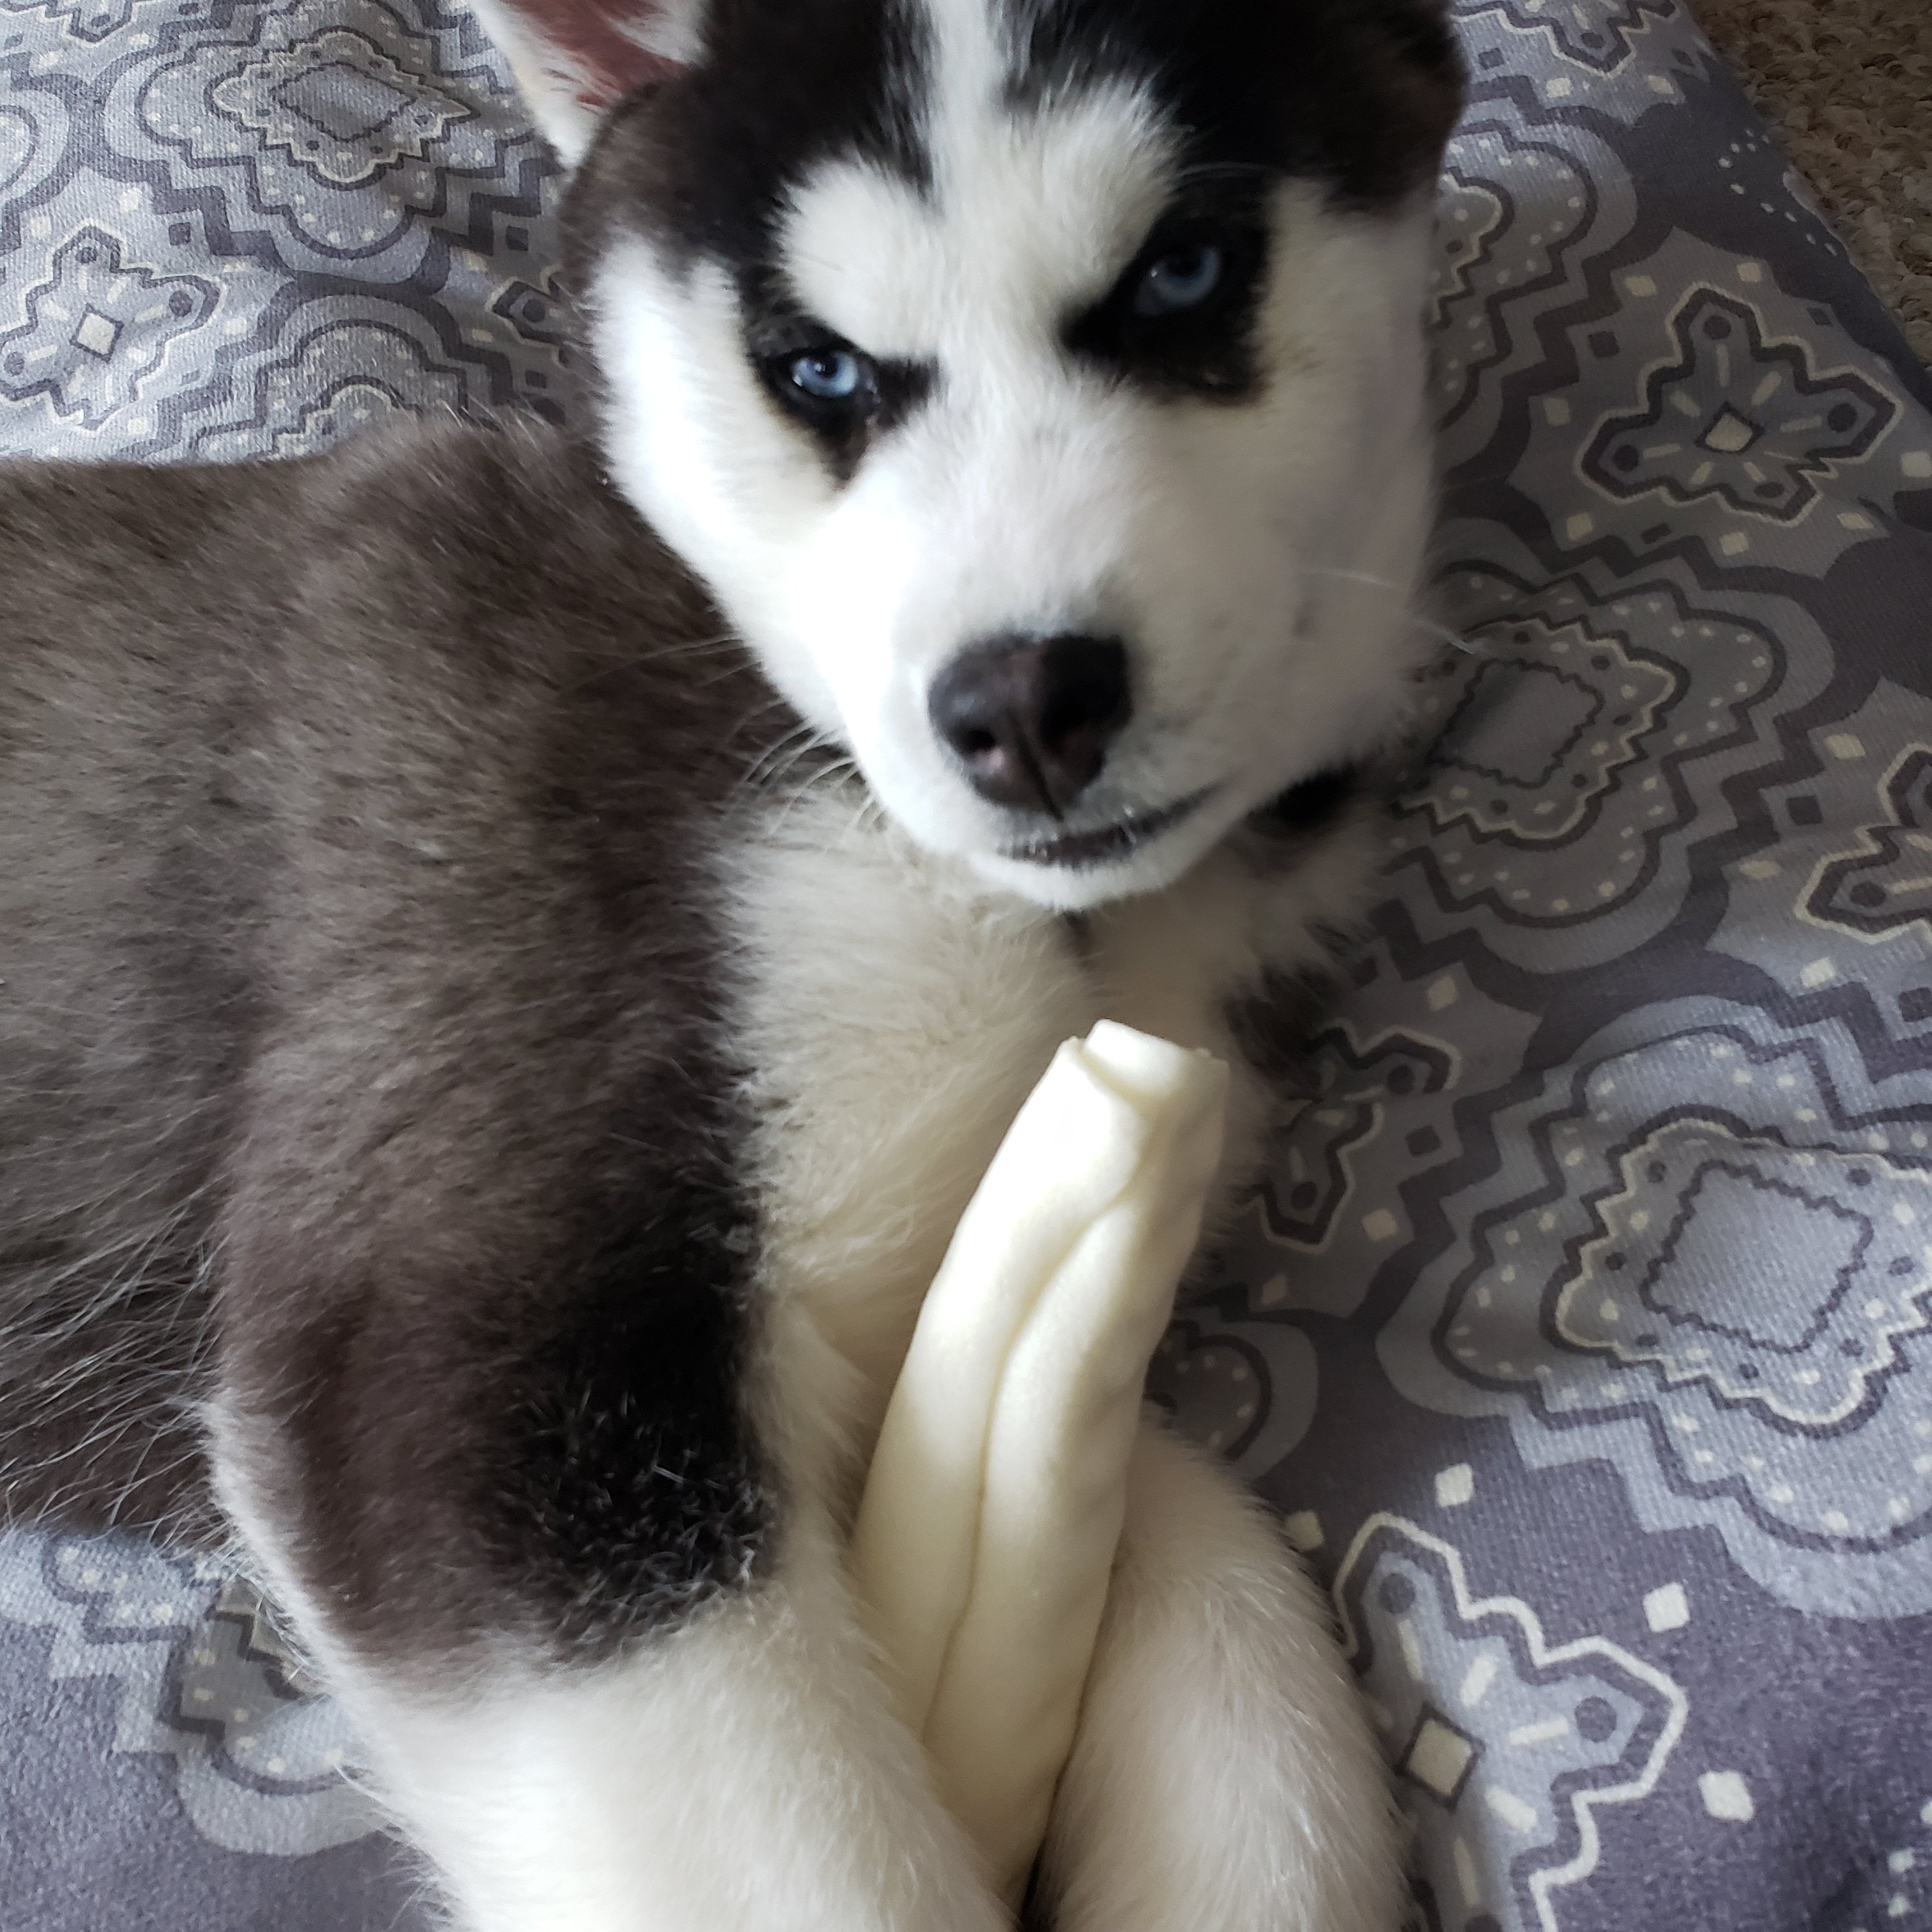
[0,0,1460,1925]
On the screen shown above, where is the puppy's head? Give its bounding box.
[483,0,1462,908]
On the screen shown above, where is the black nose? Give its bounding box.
[928,634,1131,815]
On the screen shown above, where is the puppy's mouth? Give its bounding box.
[1002,791,1212,870]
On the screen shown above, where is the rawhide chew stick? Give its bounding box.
[849,1020,1229,1907]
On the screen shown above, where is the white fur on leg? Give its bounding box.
[1039,1420,1402,1932]
[363,1542,1005,1932]
[219,1464,1008,1932]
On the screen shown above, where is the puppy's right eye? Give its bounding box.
[746,312,935,480]
[763,340,881,424]
[788,348,869,401]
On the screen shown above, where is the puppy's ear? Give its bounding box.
[471,0,706,166]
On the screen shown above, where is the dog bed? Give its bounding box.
[1,2,1929,1927]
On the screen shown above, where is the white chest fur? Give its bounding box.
[725,788,1367,1480]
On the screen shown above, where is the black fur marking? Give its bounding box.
[1064,169,1273,402]
[565,0,935,282]
[742,281,939,484]
[0,423,802,1666]
[1222,967,1335,1104]
[1222,762,1383,1081]
[560,0,1457,458]
[497,1208,766,1654]
[1255,763,1361,836]
[562,1,939,483]
[1005,0,1464,212]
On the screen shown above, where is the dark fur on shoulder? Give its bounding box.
[0,2,1467,1917]
[0,422,803,1662]
[0,0,1461,1702]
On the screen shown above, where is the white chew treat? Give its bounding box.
[850,1020,1230,1906]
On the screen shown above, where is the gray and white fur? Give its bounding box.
[0,1,1462,1925]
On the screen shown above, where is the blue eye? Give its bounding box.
[788,348,866,401]
[1134,242,1225,316]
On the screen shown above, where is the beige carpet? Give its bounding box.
[1692,0,1931,365]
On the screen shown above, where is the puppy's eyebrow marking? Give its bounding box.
[1059,169,1274,402]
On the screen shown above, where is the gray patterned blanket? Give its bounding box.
[2,3,1929,1928]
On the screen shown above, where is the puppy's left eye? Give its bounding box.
[1066,211,1262,399]
[1133,242,1225,316]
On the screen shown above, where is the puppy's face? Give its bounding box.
[540,0,1460,908]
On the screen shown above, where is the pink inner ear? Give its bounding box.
[520,0,684,111]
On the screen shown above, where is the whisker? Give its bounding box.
[1302,565,1484,655]
[555,629,744,699]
